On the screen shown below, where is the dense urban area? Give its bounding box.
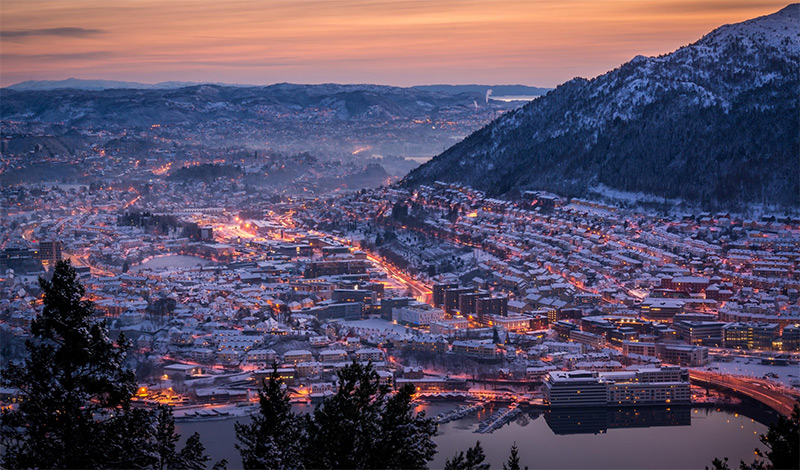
[2,1,800,468]
[2,144,799,430]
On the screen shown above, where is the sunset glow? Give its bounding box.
[0,0,789,87]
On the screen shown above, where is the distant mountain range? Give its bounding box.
[404,4,800,209]
[4,78,240,91]
[0,82,513,126]
[0,82,527,167]
[4,79,551,98]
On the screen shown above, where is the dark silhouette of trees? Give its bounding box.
[444,441,491,470]
[503,443,527,470]
[235,366,305,469]
[236,361,436,469]
[709,403,799,470]
[0,260,210,469]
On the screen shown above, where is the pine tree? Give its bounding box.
[304,362,385,469]
[235,364,306,470]
[503,443,528,470]
[368,382,437,469]
[444,441,491,470]
[0,260,209,469]
[239,361,437,470]
[179,432,213,470]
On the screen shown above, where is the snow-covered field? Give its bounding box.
[700,356,799,388]
[337,318,411,334]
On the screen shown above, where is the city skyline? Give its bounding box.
[0,0,790,88]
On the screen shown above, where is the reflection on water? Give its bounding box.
[177,404,771,469]
[543,406,691,435]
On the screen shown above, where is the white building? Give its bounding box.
[393,305,445,326]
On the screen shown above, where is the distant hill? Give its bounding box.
[412,85,551,97]
[403,4,800,209]
[5,79,551,97]
[4,78,239,91]
[0,83,502,125]
[0,82,525,164]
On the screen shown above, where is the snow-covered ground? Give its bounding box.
[337,318,411,334]
[700,356,799,388]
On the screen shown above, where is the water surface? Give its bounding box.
[177,404,769,469]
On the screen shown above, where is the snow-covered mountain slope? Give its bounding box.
[403,4,800,209]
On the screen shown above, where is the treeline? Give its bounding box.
[117,211,205,238]
[118,211,181,233]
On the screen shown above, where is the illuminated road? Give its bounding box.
[690,370,799,416]
[365,252,432,303]
[65,250,115,277]
[304,228,432,303]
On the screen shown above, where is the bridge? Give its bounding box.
[690,370,799,417]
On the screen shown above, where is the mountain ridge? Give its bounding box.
[5,78,551,97]
[402,4,800,209]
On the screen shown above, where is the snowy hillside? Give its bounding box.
[403,4,800,209]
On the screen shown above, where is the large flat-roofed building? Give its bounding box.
[489,314,531,332]
[640,298,685,320]
[476,296,508,323]
[660,276,710,293]
[451,340,498,359]
[655,342,709,366]
[544,371,608,407]
[458,291,491,315]
[432,282,459,307]
[569,330,606,350]
[332,288,375,305]
[782,324,800,351]
[623,341,708,366]
[37,240,62,264]
[544,366,691,407]
[605,367,691,406]
[392,304,445,326]
[304,259,370,278]
[429,318,470,335]
[444,287,475,313]
[672,321,726,346]
[622,341,657,357]
[722,322,780,350]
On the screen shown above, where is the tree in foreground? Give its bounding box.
[708,403,799,470]
[0,260,210,469]
[237,361,436,469]
[235,365,306,469]
[503,442,528,470]
[445,441,531,470]
[444,441,491,470]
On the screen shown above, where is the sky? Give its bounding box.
[0,0,791,88]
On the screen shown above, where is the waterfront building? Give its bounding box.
[544,366,691,407]
[544,371,608,407]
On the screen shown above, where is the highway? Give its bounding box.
[690,370,799,417]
